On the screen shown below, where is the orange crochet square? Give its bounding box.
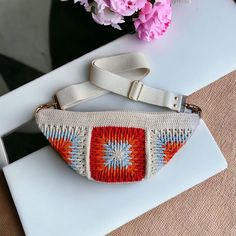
[90,126,146,182]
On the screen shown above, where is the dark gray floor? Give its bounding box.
[0,0,132,163]
[0,0,51,74]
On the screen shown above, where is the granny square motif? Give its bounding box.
[148,128,192,177]
[90,127,146,182]
[42,125,88,176]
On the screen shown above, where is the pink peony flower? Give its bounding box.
[92,0,125,29]
[94,0,109,11]
[134,0,172,41]
[108,0,147,16]
[74,0,91,11]
[74,0,89,7]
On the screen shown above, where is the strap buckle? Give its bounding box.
[128,80,143,101]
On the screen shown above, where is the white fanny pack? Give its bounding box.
[35,53,201,183]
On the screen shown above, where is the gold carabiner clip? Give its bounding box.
[184,103,202,117]
[35,96,60,114]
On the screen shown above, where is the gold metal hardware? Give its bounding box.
[184,103,202,117]
[35,96,60,114]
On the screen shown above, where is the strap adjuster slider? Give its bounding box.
[128,80,143,101]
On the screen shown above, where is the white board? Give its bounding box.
[3,121,227,236]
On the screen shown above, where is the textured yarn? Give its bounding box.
[36,110,199,182]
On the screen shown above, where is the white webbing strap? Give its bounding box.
[56,53,185,112]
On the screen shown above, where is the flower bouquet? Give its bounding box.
[75,0,172,41]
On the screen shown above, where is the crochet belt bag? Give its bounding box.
[35,53,201,183]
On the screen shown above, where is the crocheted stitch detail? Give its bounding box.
[36,109,200,130]
[104,141,132,169]
[40,124,88,176]
[90,126,146,182]
[149,128,192,177]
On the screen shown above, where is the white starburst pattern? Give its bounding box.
[103,140,132,169]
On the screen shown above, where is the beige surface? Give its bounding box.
[110,71,236,236]
[0,71,236,236]
[0,171,24,236]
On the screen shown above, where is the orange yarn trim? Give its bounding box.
[49,138,72,165]
[163,141,185,163]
